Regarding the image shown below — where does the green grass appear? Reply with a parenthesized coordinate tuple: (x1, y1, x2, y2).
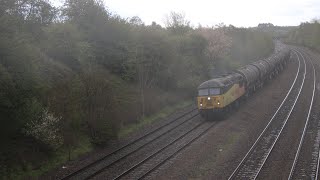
(7, 135, 93, 180)
(118, 100, 193, 138)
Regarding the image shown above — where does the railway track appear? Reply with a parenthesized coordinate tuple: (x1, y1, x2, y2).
(87, 116, 205, 179)
(58, 47, 318, 180)
(60, 107, 199, 180)
(110, 121, 218, 180)
(255, 48, 316, 179)
(228, 49, 306, 179)
(287, 49, 318, 180)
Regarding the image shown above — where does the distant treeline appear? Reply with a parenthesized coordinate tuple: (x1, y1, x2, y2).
(0, 0, 274, 178)
(286, 20, 320, 51)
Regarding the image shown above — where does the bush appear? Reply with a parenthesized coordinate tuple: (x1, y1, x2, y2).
(0, 1, 276, 177)
(286, 21, 320, 51)
(23, 108, 63, 150)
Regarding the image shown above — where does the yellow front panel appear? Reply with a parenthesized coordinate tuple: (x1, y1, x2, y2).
(197, 84, 245, 109)
(197, 96, 222, 109)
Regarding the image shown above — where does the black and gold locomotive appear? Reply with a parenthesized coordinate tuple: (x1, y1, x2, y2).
(197, 46, 291, 120)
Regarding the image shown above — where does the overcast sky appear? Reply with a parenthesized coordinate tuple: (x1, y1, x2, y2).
(53, 0, 320, 27)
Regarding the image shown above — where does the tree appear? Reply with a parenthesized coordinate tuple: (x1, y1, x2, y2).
(63, 0, 109, 26)
(42, 23, 90, 71)
(197, 27, 232, 66)
(128, 16, 144, 26)
(165, 12, 191, 34)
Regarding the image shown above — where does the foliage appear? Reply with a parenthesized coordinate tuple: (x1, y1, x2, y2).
(165, 12, 191, 34)
(0, 0, 275, 178)
(23, 108, 63, 150)
(228, 27, 274, 62)
(197, 27, 232, 66)
(286, 20, 320, 51)
(119, 100, 192, 138)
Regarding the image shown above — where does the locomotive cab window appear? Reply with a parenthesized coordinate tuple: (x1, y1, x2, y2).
(198, 89, 209, 96)
(209, 88, 220, 95)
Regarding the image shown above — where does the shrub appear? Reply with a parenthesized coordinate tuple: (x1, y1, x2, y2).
(23, 108, 63, 150)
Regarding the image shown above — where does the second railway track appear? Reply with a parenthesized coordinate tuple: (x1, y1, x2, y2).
(228, 48, 308, 179)
(256, 48, 316, 179)
(60, 107, 200, 180)
(287, 48, 318, 180)
(110, 121, 218, 180)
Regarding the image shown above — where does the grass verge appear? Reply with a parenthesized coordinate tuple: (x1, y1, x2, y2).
(118, 99, 193, 138)
(8, 135, 92, 180)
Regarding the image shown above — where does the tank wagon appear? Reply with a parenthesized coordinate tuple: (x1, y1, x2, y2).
(197, 48, 291, 120)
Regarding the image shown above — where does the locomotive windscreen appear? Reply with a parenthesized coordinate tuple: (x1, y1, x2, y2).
(198, 88, 220, 96)
(198, 89, 209, 96)
(209, 88, 220, 95)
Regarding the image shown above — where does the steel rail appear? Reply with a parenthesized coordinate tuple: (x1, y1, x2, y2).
(137, 121, 218, 179)
(306, 50, 320, 180)
(110, 120, 208, 180)
(87, 114, 200, 179)
(317, 138, 320, 180)
(60, 107, 198, 180)
(287, 49, 316, 179)
(228, 49, 302, 180)
(311, 49, 320, 180)
(253, 49, 306, 179)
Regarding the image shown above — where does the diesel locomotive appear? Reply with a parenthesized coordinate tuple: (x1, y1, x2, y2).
(197, 47, 291, 119)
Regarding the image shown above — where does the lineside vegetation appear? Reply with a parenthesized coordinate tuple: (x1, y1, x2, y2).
(0, 0, 274, 178)
(285, 20, 320, 51)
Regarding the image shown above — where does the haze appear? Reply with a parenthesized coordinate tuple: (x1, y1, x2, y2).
(84, 0, 320, 27)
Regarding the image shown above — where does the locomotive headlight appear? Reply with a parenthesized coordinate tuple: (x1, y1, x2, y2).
(200, 103, 203, 106)
(217, 101, 220, 105)
(207, 97, 211, 100)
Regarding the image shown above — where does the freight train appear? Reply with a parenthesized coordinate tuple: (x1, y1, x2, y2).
(197, 48, 291, 120)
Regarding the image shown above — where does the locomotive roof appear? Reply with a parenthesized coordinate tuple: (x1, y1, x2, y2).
(198, 73, 242, 89)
